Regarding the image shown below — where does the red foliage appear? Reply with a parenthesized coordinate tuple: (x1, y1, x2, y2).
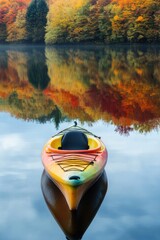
(0, 0, 31, 24)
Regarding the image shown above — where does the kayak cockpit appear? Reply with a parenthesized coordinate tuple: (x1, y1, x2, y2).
(46, 131, 101, 153)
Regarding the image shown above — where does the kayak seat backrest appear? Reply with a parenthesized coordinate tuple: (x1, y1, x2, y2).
(60, 131, 89, 150)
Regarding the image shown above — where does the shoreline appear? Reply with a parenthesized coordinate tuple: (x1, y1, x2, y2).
(0, 42, 160, 51)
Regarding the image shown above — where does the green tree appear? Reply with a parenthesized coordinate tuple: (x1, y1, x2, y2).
(98, 5, 112, 42)
(68, 3, 91, 42)
(0, 23, 7, 42)
(26, 0, 48, 42)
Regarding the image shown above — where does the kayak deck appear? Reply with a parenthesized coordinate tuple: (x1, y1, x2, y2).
(47, 152, 99, 172)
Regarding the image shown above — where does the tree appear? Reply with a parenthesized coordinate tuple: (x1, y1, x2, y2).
(7, 9, 28, 42)
(0, 0, 30, 42)
(45, 0, 86, 44)
(0, 23, 7, 42)
(26, 0, 48, 42)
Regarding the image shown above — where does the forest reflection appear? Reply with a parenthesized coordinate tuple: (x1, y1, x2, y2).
(0, 45, 160, 134)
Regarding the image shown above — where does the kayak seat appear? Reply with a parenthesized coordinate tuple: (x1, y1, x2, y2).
(59, 131, 89, 150)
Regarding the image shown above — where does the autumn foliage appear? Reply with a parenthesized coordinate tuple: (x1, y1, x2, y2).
(0, 0, 160, 43)
(0, 0, 48, 42)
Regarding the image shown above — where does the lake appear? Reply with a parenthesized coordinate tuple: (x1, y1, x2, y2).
(0, 44, 160, 240)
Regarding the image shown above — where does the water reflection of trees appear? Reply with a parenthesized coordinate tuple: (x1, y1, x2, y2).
(0, 47, 62, 126)
(27, 48, 50, 90)
(0, 49, 8, 69)
(45, 46, 160, 133)
(0, 46, 160, 134)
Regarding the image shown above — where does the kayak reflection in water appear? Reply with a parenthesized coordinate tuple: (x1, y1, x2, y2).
(41, 170, 108, 240)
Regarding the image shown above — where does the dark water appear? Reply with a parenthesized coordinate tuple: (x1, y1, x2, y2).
(0, 45, 160, 240)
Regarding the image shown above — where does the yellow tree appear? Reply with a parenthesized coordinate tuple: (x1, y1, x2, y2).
(45, 0, 87, 43)
(7, 9, 27, 42)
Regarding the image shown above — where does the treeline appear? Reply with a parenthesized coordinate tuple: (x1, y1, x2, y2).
(0, 0, 160, 43)
(45, 0, 160, 43)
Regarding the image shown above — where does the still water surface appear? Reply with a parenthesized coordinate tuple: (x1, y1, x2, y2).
(0, 45, 160, 240)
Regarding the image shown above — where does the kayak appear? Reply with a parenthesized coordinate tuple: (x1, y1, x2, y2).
(42, 123, 108, 210)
